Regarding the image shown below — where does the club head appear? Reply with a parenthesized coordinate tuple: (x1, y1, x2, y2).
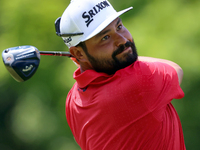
(2, 45, 40, 82)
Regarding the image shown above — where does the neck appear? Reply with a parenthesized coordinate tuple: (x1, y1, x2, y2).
(79, 63, 94, 73)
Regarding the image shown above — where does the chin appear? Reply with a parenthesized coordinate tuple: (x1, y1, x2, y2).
(116, 50, 138, 68)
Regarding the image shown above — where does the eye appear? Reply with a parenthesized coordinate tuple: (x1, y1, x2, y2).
(102, 35, 110, 41)
(117, 24, 123, 31)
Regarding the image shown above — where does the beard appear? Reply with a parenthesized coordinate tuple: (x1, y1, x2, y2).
(85, 41, 138, 75)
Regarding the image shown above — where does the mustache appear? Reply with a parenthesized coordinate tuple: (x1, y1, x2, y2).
(112, 41, 134, 57)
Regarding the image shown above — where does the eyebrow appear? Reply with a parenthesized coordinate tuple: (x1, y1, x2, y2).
(95, 18, 122, 39)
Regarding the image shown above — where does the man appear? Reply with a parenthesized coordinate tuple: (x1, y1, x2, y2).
(56, 0, 185, 149)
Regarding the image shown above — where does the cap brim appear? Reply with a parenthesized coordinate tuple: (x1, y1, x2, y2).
(82, 7, 133, 42)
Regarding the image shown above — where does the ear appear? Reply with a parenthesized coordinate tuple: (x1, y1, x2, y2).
(69, 46, 88, 62)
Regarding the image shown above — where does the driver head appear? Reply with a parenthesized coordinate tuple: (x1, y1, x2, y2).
(2, 45, 40, 82)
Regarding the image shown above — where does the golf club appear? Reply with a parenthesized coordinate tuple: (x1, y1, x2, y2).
(2, 45, 73, 82)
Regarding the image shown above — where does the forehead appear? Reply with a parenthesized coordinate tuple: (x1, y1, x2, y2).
(84, 17, 122, 45)
(95, 18, 121, 37)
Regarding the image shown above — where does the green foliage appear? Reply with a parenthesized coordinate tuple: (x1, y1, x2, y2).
(0, 0, 200, 149)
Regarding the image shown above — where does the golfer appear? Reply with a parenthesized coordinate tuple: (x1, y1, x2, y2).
(57, 0, 186, 149)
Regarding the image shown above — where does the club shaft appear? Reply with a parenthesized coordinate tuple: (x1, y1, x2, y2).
(40, 51, 73, 57)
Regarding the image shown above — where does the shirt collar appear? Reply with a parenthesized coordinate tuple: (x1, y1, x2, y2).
(73, 68, 111, 88)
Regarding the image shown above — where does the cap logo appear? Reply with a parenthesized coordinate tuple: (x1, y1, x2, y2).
(64, 37, 72, 43)
(82, 1, 110, 27)
(63, 37, 72, 47)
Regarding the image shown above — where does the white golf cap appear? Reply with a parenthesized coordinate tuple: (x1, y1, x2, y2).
(59, 0, 133, 48)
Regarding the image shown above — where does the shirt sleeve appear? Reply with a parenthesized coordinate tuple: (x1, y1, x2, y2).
(136, 61, 184, 111)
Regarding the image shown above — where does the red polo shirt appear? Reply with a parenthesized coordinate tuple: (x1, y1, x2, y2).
(66, 60, 185, 150)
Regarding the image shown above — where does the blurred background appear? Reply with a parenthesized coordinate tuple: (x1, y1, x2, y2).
(0, 0, 199, 149)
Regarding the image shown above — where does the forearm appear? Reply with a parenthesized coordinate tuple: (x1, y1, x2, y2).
(138, 56, 183, 85)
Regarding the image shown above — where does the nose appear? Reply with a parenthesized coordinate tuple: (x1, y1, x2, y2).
(114, 33, 127, 47)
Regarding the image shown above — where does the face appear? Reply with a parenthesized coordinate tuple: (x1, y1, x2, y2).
(82, 18, 138, 74)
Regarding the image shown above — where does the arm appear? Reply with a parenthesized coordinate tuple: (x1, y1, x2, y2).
(138, 56, 183, 85)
